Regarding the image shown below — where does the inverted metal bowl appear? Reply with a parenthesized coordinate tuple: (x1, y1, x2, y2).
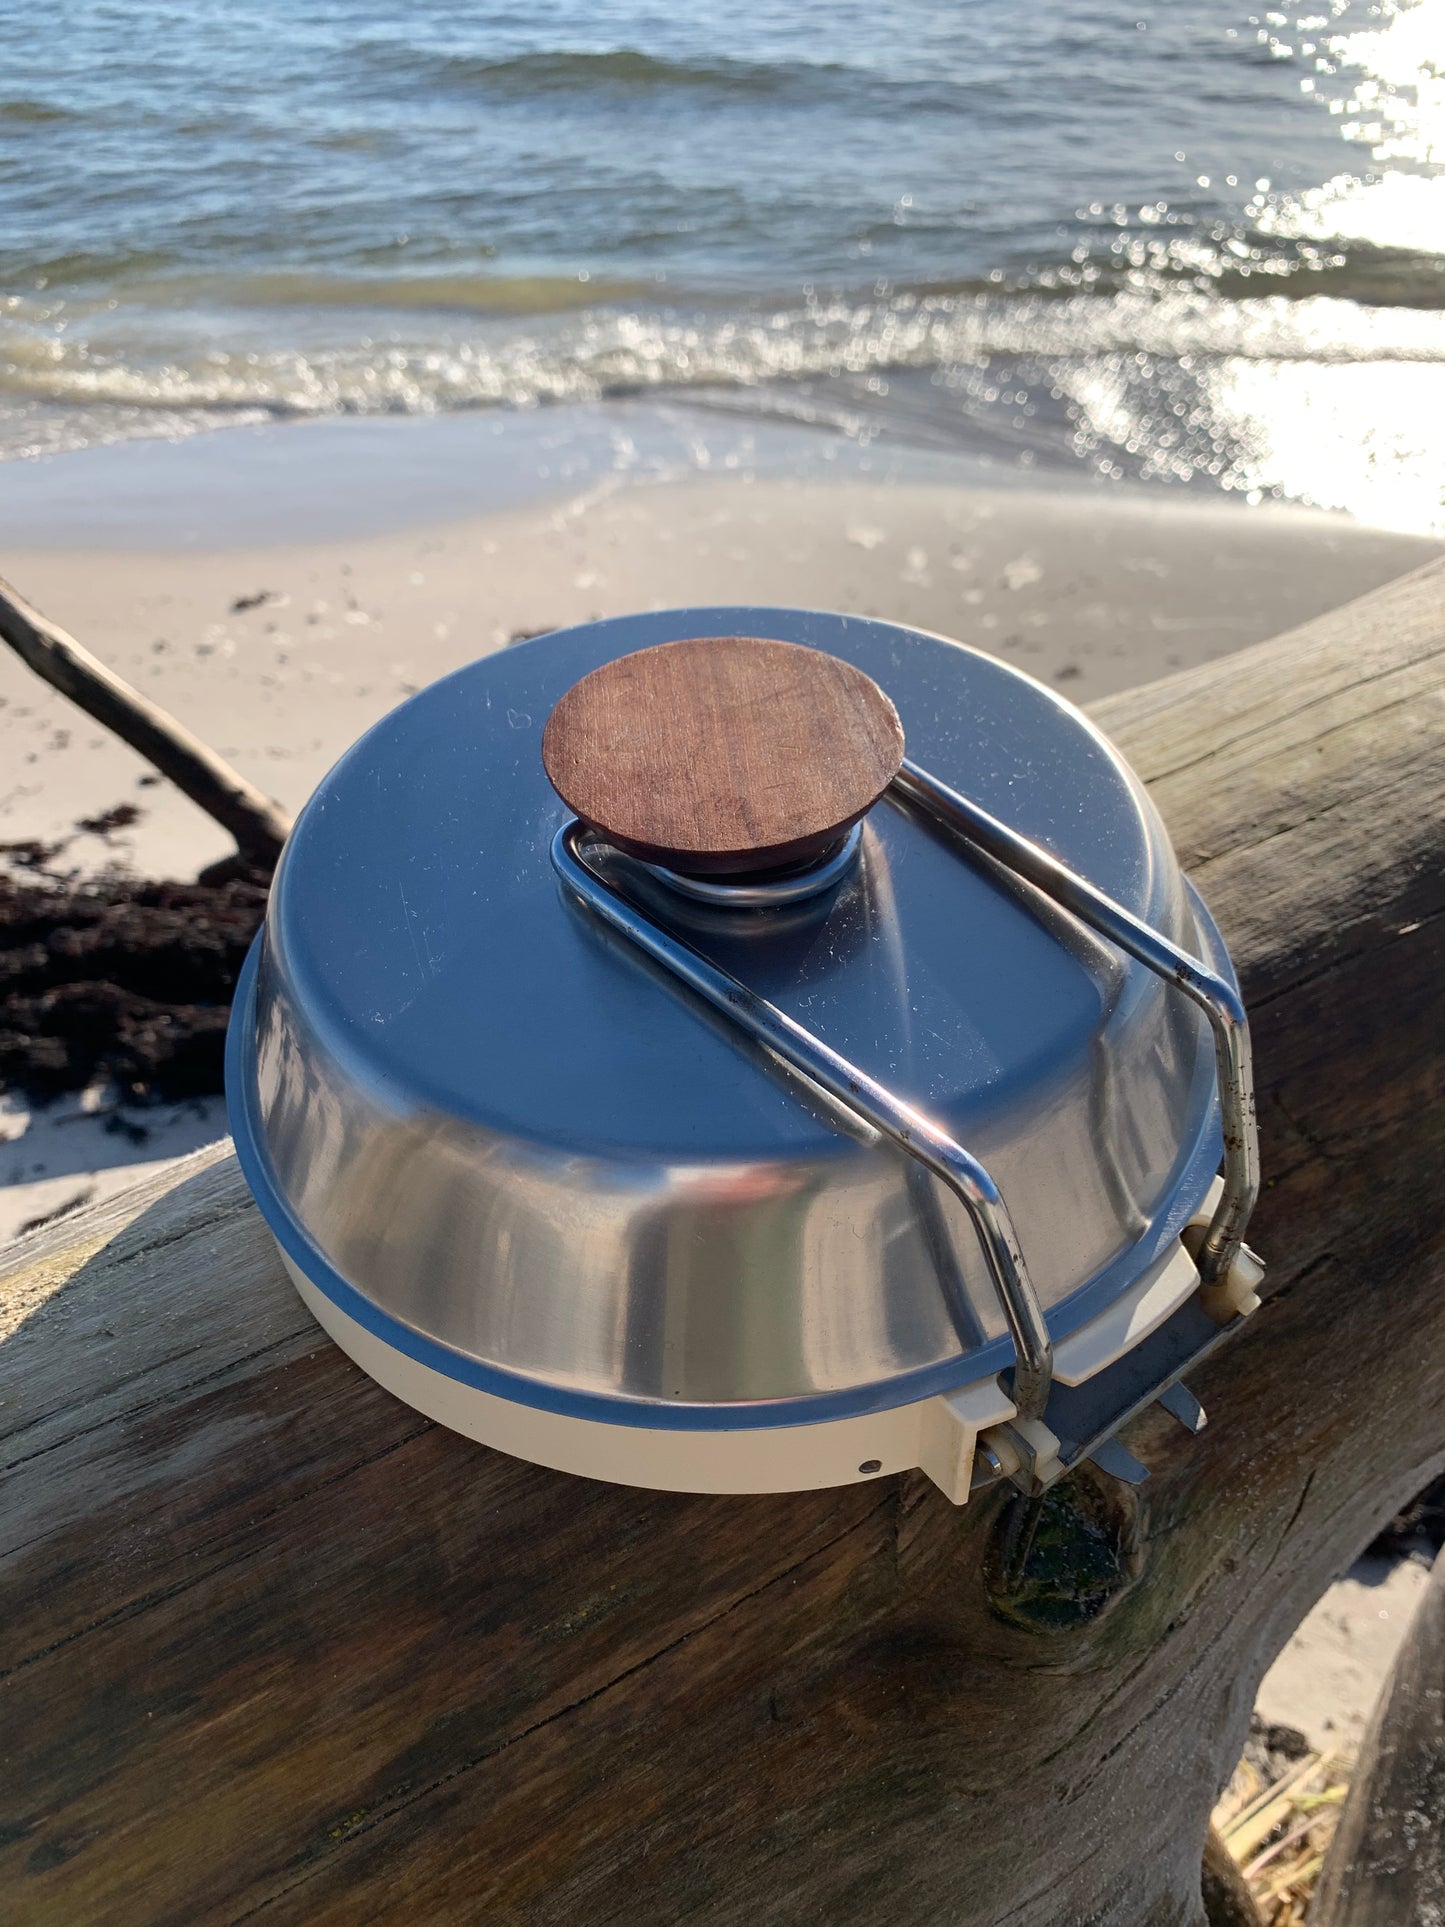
(227, 607, 1231, 1429)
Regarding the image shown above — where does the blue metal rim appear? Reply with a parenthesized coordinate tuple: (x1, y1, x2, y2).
(225, 888, 1230, 1434)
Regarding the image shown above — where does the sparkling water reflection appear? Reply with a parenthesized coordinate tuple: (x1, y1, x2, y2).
(1, 0, 1441, 530)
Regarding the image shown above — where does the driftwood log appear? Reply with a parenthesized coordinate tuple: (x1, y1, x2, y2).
(1313, 1549, 1445, 1924)
(0, 576, 292, 866)
(2, 559, 1443, 1926)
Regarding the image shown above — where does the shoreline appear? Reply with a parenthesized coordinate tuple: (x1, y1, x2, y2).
(7, 383, 1443, 555)
(0, 397, 1129, 553)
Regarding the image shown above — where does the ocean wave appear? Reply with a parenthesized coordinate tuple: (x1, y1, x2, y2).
(102, 270, 654, 316)
(4, 287, 1442, 429)
(5, 279, 1442, 532)
(340, 40, 1010, 119)
(11, 195, 1441, 320)
(355, 43, 853, 99)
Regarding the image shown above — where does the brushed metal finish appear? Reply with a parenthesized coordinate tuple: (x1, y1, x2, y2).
(228, 607, 1233, 1426)
(553, 818, 1055, 1423)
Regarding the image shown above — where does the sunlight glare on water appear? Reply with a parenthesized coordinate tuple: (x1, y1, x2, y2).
(0, 0, 1441, 531)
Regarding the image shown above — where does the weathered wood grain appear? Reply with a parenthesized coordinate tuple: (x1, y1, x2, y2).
(540, 633, 904, 871)
(2, 557, 1443, 1927)
(1311, 1550, 1445, 1925)
(1202, 1827, 1265, 1927)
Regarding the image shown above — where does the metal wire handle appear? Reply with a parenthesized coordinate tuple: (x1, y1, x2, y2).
(552, 757, 1261, 1419)
(551, 819, 1055, 1421)
(890, 760, 1258, 1285)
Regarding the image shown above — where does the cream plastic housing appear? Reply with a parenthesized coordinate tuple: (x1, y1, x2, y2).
(276, 1182, 1250, 1505)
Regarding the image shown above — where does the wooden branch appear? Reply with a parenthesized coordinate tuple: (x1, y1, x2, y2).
(1311, 1551, 1445, 1924)
(1202, 1827, 1266, 1927)
(1, 557, 1443, 1927)
(0, 575, 293, 864)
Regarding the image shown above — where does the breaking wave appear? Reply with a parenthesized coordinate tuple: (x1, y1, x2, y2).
(4, 283, 1442, 424)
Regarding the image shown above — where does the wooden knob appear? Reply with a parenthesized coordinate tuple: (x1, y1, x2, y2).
(541, 636, 905, 876)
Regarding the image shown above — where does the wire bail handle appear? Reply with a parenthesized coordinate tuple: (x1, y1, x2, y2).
(544, 635, 1261, 1427)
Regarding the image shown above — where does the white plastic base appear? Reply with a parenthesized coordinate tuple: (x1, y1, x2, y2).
(277, 1178, 1242, 1504)
(282, 1252, 1013, 1500)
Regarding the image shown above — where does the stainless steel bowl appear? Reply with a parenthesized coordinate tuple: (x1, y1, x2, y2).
(228, 606, 1233, 1432)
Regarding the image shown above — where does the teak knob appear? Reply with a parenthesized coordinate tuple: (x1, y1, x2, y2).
(541, 635, 905, 876)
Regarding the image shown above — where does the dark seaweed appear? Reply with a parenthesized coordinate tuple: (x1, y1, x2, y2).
(0, 865, 269, 1101)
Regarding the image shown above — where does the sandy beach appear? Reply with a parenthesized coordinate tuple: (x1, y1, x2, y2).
(4, 413, 1438, 884)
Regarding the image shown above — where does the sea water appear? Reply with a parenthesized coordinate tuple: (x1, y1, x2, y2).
(3, 0, 1442, 531)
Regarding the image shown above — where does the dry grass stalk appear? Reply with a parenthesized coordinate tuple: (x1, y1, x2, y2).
(1213, 1744, 1353, 1923)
